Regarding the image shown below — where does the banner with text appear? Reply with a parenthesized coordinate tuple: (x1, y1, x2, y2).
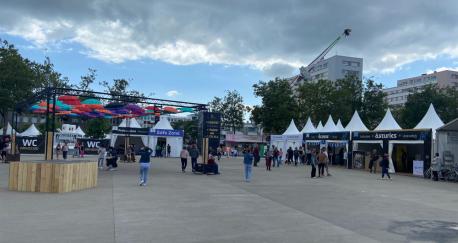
(77, 139, 110, 155)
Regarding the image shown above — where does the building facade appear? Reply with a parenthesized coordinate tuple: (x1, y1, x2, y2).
(290, 55, 363, 90)
(383, 70, 458, 106)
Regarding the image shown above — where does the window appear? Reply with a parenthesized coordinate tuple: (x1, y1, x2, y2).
(452, 74, 458, 79)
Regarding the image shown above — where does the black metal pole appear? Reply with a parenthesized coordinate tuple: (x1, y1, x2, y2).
(45, 88, 50, 160)
(51, 88, 57, 160)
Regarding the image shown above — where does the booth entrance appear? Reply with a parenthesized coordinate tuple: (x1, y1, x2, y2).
(113, 136, 146, 154)
(390, 141, 424, 174)
(352, 141, 383, 171)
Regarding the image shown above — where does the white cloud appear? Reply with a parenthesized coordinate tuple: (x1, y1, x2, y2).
(1, 1, 458, 78)
(426, 66, 458, 74)
(166, 90, 180, 97)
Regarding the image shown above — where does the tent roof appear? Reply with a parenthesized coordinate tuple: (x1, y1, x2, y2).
(375, 108, 402, 131)
(153, 117, 174, 130)
(345, 111, 369, 131)
(0, 123, 16, 135)
(316, 121, 324, 132)
(119, 118, 142, 128)
(75, 127, 86, 136)
(336, 119, 345, 131)
(282, 119, 300, 135)
(437, 118, 458, 132)
(415, 104, 444, 138)
(321, 115, 338, 132)
(300, 117, 316, 133)
(19, 124, 41, 136)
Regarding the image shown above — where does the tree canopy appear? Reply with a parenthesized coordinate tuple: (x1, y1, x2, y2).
(208, 90, 247, 133)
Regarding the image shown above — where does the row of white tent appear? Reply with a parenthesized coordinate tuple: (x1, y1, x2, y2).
(0, 123, 87, 137)
(282, 104, 444, 138)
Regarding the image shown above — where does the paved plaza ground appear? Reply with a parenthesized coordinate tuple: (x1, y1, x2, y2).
(1, 156, 458, 243)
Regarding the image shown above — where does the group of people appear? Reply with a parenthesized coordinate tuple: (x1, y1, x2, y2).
(55, 142, 69, 160)
(179, 144, 219, 174)
(155, 144, 171, 157)
(97, 145, 120, 171)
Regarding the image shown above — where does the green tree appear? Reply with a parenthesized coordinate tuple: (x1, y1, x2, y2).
(0, 39, 36, 134)
(100, 78, 144, 102)
(296, 79, 335, 125)
(397, 84, 458, 128)
(252, 78, 298, 134)
(84, 118, 112, 139)
(32, 56, 71, 90)
(208, 90, 246, 133)
(172, 120, 198, 143)
(360, 79, 387, 129)
(332, 76, 363, 124)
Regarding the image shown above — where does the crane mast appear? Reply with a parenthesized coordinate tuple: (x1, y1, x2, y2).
(290, 29, 351, 86)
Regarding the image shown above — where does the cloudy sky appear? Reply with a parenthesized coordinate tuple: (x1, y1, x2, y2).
(1, 0, 458, 105)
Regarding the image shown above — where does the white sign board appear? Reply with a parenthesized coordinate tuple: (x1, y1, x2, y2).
(413, 160, 424, 176)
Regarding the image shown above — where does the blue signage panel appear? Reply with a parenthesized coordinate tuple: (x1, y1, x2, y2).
(150, 129, 184, 137)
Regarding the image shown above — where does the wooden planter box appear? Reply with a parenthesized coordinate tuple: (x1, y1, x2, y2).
(8, 161, 97, 193)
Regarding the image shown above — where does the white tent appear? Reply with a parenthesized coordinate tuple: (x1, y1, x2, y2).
(282, 119, 300, 135)
(321, 115, 338, 132)
(316, 121, 324, 132)
(75, 127, 86, 137)
(336, 119, 345, 131)
(301, 117, 316, 133)
(119, 118, 141, 128)
(415, 104, 444, 139)
(375, 109, 402, 131)
(148, 117, 183, 157)
(19, 124, 41, 137)
(0, 123, 17, 135)
(111, 118, 149, 148)
(345, 111, 369, 131)
(271, 119, 302, 154)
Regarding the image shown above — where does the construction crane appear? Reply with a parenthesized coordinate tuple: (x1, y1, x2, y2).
(290, 29, 351, 86)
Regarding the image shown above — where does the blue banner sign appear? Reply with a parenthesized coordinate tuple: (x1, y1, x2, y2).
(150, 129, 183, 137)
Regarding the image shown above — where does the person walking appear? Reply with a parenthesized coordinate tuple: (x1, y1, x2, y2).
(73, 142, 80, 158)
(265, 148, 272, 171)
(272, 146, 278, 167)
(79, 143, 85, 157)
(287, 147, 293, 165)
(369, 149, 379, 174)
(129, 144, 136, 162)
(299, 147, 305, 165)
(167, 144, 171, 157)
(55, 143, 61, 159)
(310, 149, 317, 178)
(324, 148, 331, 176)
(62, 142, 69, 160)
(253, 145, 260, 167)
(293, 147, 299, 166)
(380, 153, 391, 180)
(431, 153, 441, 181)
(189, 144, 199, 172)
(243, 148, 254, 182)
(180, 146, 189, 173)
(97, 145, 107, 169)
(138, 146, 153, 186)
(317, 148, 327, 177)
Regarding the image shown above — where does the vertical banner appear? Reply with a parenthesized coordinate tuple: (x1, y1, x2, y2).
(198, 112, 221, 159)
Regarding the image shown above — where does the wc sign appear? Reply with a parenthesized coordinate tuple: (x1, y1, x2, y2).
(77, 139, 110, 155)
(17, 136, 45, 154)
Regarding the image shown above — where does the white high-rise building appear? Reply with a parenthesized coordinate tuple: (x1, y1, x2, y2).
(383, 70, 458, 106)
(290, 55, 363, 89)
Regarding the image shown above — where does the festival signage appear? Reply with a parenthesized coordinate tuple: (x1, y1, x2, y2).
(352, 130, 431, 141)
(150, 129, 184, 137)
(304, 131, 350, 141)
(112, 127, 150, 135)
(198, 112, 221, 154)
(413, 160, 424, 176)
(77, 139, 110, 155)
(16, 136, 45, 154)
